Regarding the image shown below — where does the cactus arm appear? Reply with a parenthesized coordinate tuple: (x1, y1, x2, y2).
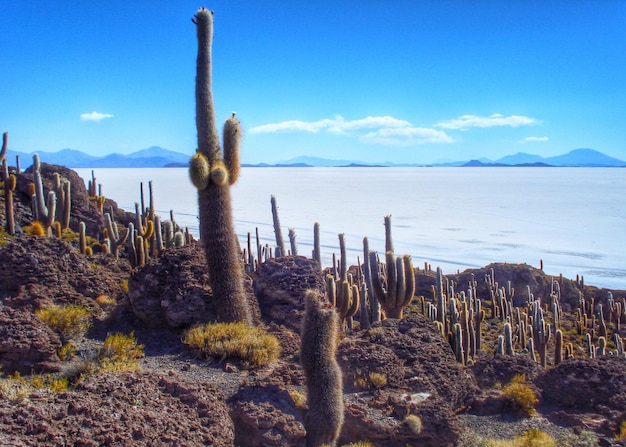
(223, 115, 241, 185)
(384, 251, 397, 307)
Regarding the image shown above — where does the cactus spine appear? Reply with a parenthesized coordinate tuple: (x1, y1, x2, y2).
(300, 290, 344, 447)
(189, 8, 251, 324)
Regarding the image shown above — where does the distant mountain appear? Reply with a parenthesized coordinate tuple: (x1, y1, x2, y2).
(493, 148, 626, 167)
(4, 146, 624, 169)
(495, 152, 544, 165)
(6, 146, 193, 169)
(544, 148, 626, 167)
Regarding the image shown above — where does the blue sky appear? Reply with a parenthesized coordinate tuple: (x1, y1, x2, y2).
(1, 1, 624, 164)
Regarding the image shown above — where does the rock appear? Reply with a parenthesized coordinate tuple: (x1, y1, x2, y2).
(537, 356, 626, 432)
(0, 306, 61, 374)
(471, 354, 543, 389)
(0, 372, 235, 446)
(253, 256, 325, 333)
(230, 362, 307, 446)
(336, 314, 478, 446)
(0, 235, 129, 315)
(128, 242, 260, 328)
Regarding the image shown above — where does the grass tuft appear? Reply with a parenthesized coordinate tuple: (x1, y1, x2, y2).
(183, 322, 281, 369)
(97, 332, 144, 373)
(35, 304, 92, 344)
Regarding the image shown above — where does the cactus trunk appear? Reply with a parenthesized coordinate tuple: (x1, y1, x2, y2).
(192, 8, 251, 324)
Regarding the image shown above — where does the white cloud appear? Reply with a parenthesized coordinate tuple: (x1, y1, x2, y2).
(248, 115, 411, 134)
(361, 127, 454, 146)
(435, 114, 537, 130)
(521, 136, 549, 142)
(80, 111, 114, 122)
(248, 114, 451, 147)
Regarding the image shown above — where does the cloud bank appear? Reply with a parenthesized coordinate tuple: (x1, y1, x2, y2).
(80, 111, 114, 122)
(249, 112, 538, 147)
(435, 113, 537, 130)
(249, 115, 452, 146)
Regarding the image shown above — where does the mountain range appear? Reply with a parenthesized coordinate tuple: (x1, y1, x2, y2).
(5, 146, 625, 169)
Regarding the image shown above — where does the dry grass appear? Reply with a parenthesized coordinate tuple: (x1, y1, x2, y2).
(460, 429, 557, 447)
(502, 374, 538, 417)
(35, 304, 92, 344)
(97, 332, 144, 373)
(183, 322, 281, 369)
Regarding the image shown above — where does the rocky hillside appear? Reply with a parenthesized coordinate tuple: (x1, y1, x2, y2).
(1, 162, 625, 446)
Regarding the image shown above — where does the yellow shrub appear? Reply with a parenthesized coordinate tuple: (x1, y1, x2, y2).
(183, 322, 281, 369)
(288, 389, 307, 409)
(502, 375, 538, 417)
(58, 342, 77, 361)
(618, 420, 626, 441)
(98, 332, 144, 373)
(404, 414, 422, 435)
(35, 304, 92, 343)
(23, 221, 46, 236)
(96, 294, 117, 306)
(368, 372, 387, 389)
(30, 374, 69, 392)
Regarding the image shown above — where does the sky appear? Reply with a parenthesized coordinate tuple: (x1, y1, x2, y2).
(1, 1, 625, 165)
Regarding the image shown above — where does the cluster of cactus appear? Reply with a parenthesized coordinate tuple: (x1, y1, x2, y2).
(188, 8, 251, 324)
(425, 269, 483, 365)
(366, 215, 415, 320)
(579, 291, 625, 358)
(325, 233, 361, 330)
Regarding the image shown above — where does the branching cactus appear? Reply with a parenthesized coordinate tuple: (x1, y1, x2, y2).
(300, 290, 344, 447)
(188, 8, 251, 324)
(32, 154, 57, 229)
(368, 251, 415, 319)
(104, 212, 130, 258)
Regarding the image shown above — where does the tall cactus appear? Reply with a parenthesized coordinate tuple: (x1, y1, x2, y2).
(189, 8, 251, 324)
(300, 290, 344, 447)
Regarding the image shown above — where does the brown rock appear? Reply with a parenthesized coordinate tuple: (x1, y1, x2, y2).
(253, 256, 325, 333)
(0, 306, 61, 375)
(0, 372, 234, 446)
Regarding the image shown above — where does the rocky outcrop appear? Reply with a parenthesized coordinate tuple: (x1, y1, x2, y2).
(127, 242, 260, 328)
(253, 256, 325, 333)
(0, 306, 61, 374)
(336, 315, 478, 447)
(0, 372, 235, 447)
(0, 235, 129, 315)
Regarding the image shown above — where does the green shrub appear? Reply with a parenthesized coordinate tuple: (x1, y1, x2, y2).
(183, 322, 280, 368)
